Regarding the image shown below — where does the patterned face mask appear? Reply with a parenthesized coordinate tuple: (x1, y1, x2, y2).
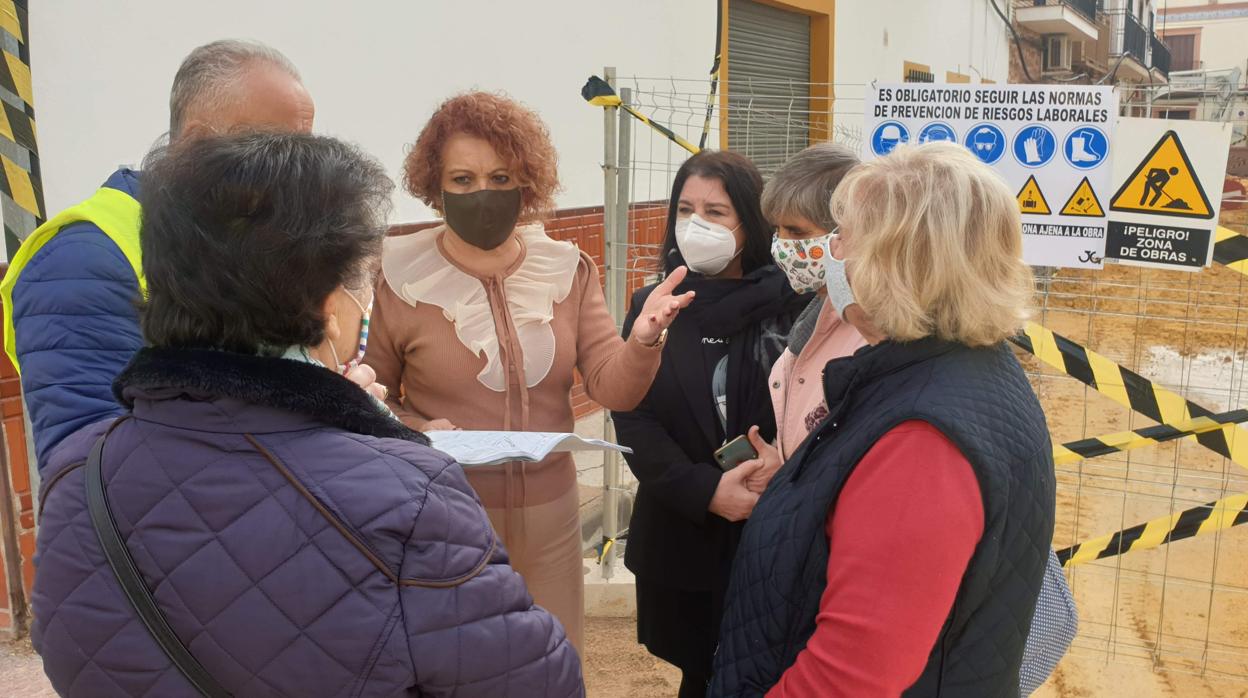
(332, 288, 373, 376)
(770, 229, 837, 294)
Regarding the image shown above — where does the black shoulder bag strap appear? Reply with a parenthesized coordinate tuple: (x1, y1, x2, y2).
(86, 426, 233, 698)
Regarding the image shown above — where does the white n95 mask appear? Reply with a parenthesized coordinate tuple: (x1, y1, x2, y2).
(675, 214, 740, 275)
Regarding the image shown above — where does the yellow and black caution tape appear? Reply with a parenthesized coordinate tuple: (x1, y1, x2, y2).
(698, 1, 722, 151)
(1054, 409, 1248, 465)
(698, 56, 720, 151)
(1012, 321, 1248, 468)
(582, 75, 701, 155)
(1213, 225, 1248, 277)
(595, 530, 628, 564)
(1056, 491, 1248, 567)
(0, 0, 43, 257)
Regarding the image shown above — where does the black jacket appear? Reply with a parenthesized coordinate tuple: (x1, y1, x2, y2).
(613, 266, 808, 592)
(710, 338, 1055, 697)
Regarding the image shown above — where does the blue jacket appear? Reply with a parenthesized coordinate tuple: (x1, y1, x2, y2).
(11, 168, 142, 468)
(33, 347, 583, 696)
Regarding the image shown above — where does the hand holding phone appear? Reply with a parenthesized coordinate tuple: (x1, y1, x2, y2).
(714, 434, 759, 471)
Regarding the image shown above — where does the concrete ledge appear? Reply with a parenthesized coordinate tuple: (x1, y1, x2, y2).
(584, 560, 636, 618)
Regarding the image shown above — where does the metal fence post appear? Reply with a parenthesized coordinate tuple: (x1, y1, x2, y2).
(612, 88, 633, 317)
(603, 67, 618, 274)
(599, 68, 622, 582)
(601, 86, 633, 581)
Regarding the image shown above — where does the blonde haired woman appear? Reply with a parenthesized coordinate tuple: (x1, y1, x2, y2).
(710, 142, 1055, 697)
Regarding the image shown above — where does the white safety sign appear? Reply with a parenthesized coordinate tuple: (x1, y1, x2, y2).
(1105, 117, 1232, 271)
(864, 83, 1118, 269)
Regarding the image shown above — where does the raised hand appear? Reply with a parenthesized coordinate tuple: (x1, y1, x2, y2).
(631, 266, 696, 346)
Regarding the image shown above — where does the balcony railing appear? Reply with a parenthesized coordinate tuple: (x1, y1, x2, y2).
(1031, 0, 1098, 23)
(1151, 34, 1171, 77)
(1108, 9, 1148, 64)
(1014, 0, 1101, 40)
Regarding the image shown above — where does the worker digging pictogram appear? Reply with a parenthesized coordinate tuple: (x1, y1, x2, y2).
(1109, 130, 1214, 219)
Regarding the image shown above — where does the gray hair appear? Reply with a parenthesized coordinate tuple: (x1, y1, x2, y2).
(168, 39, 302, 136)
(139, 132, 393, 353)
(761, 142, 860, 232)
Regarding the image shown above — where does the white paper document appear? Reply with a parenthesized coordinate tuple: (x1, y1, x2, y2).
(426, 430, 633, 467)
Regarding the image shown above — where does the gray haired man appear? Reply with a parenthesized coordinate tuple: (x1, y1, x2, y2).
(1, 40, 314, 469)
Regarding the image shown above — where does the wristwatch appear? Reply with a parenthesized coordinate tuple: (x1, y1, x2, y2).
(641, 328, 668, 349)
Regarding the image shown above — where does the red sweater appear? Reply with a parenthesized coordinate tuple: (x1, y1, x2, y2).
(768, 421, 984, 698)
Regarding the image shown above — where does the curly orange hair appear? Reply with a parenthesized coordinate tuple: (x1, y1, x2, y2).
(403, 91, 560, 221)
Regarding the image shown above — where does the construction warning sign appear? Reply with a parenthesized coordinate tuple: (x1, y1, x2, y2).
(1061, 177, 1104, 217)
(1017, 176, 1051, 215)
(1106, 118, 1232, 271)
(1109, 131, 1213, 219)
(864, 83, 1118, 269)
(1105, 221, 1211, 269)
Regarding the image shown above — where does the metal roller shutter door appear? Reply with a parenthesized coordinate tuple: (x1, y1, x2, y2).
(727, 0, 811, 176)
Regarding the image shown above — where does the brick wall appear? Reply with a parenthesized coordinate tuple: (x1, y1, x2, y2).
(0, 297, 35, 635)
(1008, 26, 1046, 84)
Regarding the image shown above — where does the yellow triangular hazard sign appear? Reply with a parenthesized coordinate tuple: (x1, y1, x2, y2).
(1017, 175, 1051, 215)
(1109, 130, 1213, 219)
(1061, 177, 1104, 217)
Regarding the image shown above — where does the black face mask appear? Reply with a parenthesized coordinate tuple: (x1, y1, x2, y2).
(442, 188, 523, 250)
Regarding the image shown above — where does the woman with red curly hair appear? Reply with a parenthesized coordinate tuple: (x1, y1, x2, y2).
(365, 92, 693, 654)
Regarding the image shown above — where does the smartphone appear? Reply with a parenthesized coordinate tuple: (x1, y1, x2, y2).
(714, 435, 758, 472)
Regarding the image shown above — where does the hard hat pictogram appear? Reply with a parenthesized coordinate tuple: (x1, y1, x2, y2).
(871, 121, 910, 157)
(1109, 130, 1213, 219)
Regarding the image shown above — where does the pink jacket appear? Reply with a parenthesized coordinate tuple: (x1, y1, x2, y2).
(769, 299, 868, 460)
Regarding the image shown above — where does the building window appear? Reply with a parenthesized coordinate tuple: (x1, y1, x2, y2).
(1157, 108, 1193, 120)
(904, 61, 934, 83)
(1164, 33, 1197, 72)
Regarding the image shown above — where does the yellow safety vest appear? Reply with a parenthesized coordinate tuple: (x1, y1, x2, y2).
(1, 185, 144, 373)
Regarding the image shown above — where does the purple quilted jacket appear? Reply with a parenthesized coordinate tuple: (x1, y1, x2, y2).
(31, 348, 584, 697)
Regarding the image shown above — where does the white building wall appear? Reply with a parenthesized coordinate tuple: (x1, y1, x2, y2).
(1163, 17, 1248, 73)
(834, 0, 1013, 88)
(30, 1, 717, 224)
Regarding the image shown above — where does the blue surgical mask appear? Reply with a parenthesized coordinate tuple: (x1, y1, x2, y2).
(824, 254, 858, 318)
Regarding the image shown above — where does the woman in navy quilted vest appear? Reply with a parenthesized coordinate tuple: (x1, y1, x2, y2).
(30, 132, 583, 697)
(709, 141, 1056, 698)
